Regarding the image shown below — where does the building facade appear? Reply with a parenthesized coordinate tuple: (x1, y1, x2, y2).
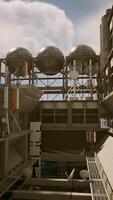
(100, 6, 113, 100)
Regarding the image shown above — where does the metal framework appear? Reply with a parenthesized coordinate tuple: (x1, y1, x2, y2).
(0, 57, 98, 101)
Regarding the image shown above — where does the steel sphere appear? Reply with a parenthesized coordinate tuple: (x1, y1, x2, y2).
(6, 47, 32, 76)
(35, 46, 65, 75)
(67, 44, 97, 75)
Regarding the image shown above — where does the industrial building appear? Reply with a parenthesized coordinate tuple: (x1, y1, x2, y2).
(0, 5, 113, 200)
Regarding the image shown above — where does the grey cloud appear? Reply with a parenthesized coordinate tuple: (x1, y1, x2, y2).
(0, 0, 75, 57)
(74, 1, 113, 54)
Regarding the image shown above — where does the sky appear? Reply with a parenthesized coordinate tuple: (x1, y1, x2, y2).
(0, 0, 113, 57)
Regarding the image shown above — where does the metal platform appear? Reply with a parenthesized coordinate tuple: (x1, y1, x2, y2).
(86, 155, 109, 200)
(0, 154, 106, 200)
(0, 176, 20, 198)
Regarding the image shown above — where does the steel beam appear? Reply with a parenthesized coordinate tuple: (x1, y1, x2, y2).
(12, 190, 92, 200)
(25, 178, 90, 189)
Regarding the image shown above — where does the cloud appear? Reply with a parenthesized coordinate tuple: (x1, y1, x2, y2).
(0, 0, 75, 57)
(74, 1, 113, 54)
(75, 14, 100, 53)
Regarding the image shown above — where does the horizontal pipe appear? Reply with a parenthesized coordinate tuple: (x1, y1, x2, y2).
(12, 190, 91, 200)
(25, 178, 89, 188)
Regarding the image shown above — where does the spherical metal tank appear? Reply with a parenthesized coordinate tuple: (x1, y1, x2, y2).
(6, 47, 32, 76)
(35, 46, 65, 75)
(67, 44, 97, 75)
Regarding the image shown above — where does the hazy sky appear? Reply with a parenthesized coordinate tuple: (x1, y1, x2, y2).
(0, 0, 113, 57)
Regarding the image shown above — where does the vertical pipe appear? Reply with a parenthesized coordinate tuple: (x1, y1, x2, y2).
(4, 66, 10, 135)
(0, 61, 1, 85)
(73, 60, 76, 100)
(89, 59, 93, 100)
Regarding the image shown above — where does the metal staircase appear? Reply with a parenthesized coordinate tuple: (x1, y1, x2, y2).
(86, 155, 109, 200)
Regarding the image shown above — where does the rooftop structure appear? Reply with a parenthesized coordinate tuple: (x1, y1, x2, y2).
(0, 4, 113, 200)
